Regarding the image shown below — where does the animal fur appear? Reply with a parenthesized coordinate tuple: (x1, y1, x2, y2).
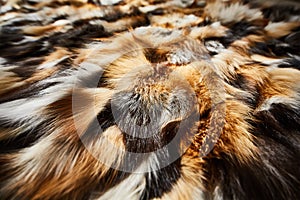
(0, 0, 300, 199)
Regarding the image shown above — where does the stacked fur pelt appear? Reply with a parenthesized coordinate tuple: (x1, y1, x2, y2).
(0, 0, 300, 199)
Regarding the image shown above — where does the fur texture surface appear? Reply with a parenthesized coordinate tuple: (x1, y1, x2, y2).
(0, 0, 300, 199)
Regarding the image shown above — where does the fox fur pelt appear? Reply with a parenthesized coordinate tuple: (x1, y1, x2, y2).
(0, 0, 300, 199)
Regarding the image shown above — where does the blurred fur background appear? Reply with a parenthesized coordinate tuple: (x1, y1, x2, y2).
(0, 0, 300, 199)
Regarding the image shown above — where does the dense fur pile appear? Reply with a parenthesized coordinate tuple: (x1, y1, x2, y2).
(1, 0, 300, 199)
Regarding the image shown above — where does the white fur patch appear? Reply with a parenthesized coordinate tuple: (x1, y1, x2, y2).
(257, 96, 299, 112)
(0, 93, 64, 122)
(96, 166, 146, 200)
(99, 0, 122, 6)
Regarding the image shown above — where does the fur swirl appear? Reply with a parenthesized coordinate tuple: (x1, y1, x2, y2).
(0, 0, 300, 199)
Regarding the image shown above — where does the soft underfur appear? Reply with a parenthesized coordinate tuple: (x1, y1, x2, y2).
(0, 0, 300, 199)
